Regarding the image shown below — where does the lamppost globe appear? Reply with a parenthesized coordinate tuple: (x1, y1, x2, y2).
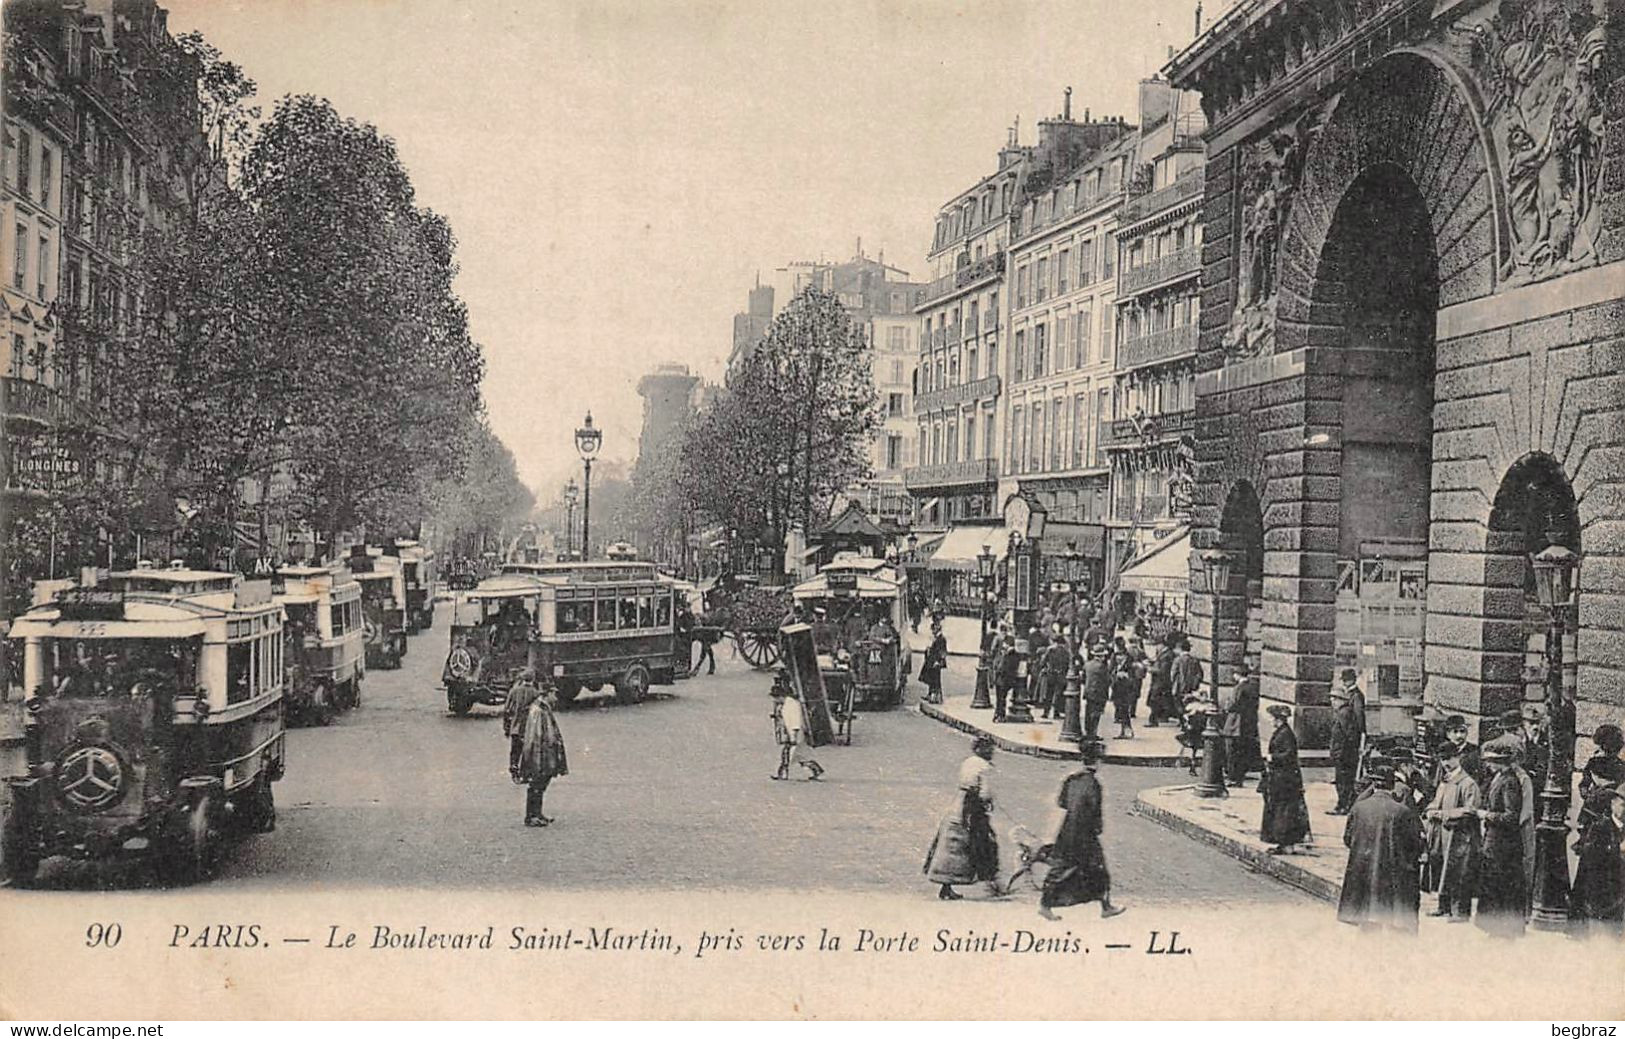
(574, 412, 603, 559)
(1531, 543, 1578, 608)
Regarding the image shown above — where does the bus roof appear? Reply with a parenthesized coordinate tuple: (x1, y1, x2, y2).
(499, 560, 658, 580)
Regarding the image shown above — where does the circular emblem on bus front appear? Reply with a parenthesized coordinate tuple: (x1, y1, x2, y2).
(56, 744, 127, 813)
(363, 617, 380, 642)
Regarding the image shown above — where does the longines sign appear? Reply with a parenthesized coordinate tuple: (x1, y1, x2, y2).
(10, 441, 82, 490)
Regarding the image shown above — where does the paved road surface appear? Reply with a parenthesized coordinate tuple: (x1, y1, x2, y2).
(31, 606, 1314, 906)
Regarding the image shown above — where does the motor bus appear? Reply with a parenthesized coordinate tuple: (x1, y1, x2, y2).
(442, 573, 545, 715)
(275, 564, 365, 725)
(529, 570, 682, 705)
(390, 540, 437, 634)
(351, 549, 408, 670)
(3, 564, 286, 885)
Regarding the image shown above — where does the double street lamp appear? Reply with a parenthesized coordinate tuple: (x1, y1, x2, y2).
(574, 412, 602, 560)
(1530, 540, 1580, 931)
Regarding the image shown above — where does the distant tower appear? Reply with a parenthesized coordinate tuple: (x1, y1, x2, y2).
(635, 363, 701, 462)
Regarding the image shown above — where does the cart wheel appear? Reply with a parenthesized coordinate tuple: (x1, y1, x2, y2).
(615, 663, 651, 705)
(554, 680, 582, 704)
(737, 631, 780, 670)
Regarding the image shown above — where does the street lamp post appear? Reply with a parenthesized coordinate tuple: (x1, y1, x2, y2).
(563, 479, 579, 559)
(972, 543, 995, 709)
(1196, 547, 1235, 799)
(1059, 645, 1084, 743)
(1530, 540, 1580, 931)
(574, 412, 602, 560)
(1005, 531, 1037, 725)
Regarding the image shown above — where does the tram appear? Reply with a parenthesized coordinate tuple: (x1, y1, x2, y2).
(3, 564, 286, 885)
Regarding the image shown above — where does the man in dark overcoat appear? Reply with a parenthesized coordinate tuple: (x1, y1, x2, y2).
(1423, 742, 1481, 920)
(1337, 758, 1426, 933)
(1328, 684, 1365, 815)
(1081, 644, 1111, 741)
(1222, 660, 1261, 788)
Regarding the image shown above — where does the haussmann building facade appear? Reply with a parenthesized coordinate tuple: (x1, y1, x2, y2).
(1168, 0, 1622, 750)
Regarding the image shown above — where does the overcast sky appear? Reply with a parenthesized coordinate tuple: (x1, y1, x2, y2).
(163, 0, 1226, 503)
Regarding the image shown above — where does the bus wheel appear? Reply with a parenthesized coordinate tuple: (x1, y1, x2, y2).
(554, 680, 582, 704)
(615, 663, 651, 705)
(163, 788, 218, 886)
(1, 807, 38, 887)
(235, 774, 276, 835)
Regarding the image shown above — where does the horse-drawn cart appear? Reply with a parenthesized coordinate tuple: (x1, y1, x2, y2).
(703, 579, 792, 671)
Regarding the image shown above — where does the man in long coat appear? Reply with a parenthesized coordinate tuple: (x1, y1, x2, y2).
(1337, 759, 1426, 933)
(1081, 644, 1111, 741)
(1170, 639, 1203, 703)
(505, 670, 569, 827)
(1039, 740, 1126, 919)
(1222, 661, 1261, 788)
(1424, 742, 1481, 920)
(1328, 685, 1365, 815)
(1474, 737, 1528, 937)
(1147, 635, 1177, 726)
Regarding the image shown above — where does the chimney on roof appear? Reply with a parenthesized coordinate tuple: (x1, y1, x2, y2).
(1064, 86, 1073, 121)
(1195, 1, 1203, 37)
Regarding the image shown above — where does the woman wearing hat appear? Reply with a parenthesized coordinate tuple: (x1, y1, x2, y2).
(1580, 724, 1625, 801)
(1260, 704, 1312, 854)
(1474, 736, 1528, 937)
(924, 735, 1000, 900)
(1571, 785, 1625, 939)
(1039, 739, 1126, 920)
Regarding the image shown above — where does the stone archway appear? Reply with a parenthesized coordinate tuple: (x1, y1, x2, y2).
(1210, 481, 1265, 695)
(1484, 454, 1582, 732)
(1230, 50, 1503, 744)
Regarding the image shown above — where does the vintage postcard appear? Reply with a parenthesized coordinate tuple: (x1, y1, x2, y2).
(1, 0, 1623, 1021)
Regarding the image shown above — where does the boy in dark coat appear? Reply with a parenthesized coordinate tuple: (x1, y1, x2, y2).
(1337, 758, 1425, 933)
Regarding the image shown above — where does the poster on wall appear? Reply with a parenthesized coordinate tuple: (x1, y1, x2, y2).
(1336, 543, 1428, 701)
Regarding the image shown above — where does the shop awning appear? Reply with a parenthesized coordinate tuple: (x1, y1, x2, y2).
(1038, 522, 1106, 560)
(926, 525, 1011, 572)
(1117, 527, 1191, 594)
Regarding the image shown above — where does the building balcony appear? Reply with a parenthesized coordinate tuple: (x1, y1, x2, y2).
(1118, 246, 1202, 296)
(913, 375, 1001, 415)
(1100, 408, 1195, 449)
(1, 376, 62, 427)
(1116, 324, 1199, 370)
(1120, 172, 1205, 227)
(917, 253, 1006, 308)
(904, 457, 999, 491)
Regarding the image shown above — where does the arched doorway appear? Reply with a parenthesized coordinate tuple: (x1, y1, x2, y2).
(1211, 481, 1264, 692)
(1311, 162, 1439, 723)
(1486, 454, 1582, 736)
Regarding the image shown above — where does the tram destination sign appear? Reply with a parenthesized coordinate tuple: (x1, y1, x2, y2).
(54, 589, 126, 621)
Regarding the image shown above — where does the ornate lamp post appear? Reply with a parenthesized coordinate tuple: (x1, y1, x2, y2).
(563, 479, 579, 559)
(574, 412, 602, 560)
(1195, 547, 1234, 798)
(972, 542, 996, 709)
(1529, 540, 1579, 931)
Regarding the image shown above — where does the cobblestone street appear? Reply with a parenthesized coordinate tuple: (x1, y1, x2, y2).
(158, 614, 1312, 905)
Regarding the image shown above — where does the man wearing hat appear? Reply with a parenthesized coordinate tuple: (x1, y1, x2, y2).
(1512, 703, 1549, 794)
(1222, 661, 1261, 788)
(1432, 715, 1483, 788)
(919, 618, 948, 706)
(1474, 736, 1528, 937)
(1423, 741, 1482, 921)
(810, 606, 837, 656)
(994, 632, 1020, 723)
(1337, 754, 1426, 933)
(1328, 677, 1366, 816)
(1081, 642, 1112, 742)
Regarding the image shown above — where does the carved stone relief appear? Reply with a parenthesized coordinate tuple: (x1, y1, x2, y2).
(1469, 0, 1609, 285)
(1222, 107, 1325, 361)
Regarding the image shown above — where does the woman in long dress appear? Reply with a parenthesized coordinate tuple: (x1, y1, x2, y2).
(924, 735, 999, 900)
(1571, 786, 1625, 939)
(1260, 704, 1311, 854)
(1039, 739, 1126, 919)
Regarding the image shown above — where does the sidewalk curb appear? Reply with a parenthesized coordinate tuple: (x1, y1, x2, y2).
(1130, 788, 1340, 904)
(916, 702, 1188, 766)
